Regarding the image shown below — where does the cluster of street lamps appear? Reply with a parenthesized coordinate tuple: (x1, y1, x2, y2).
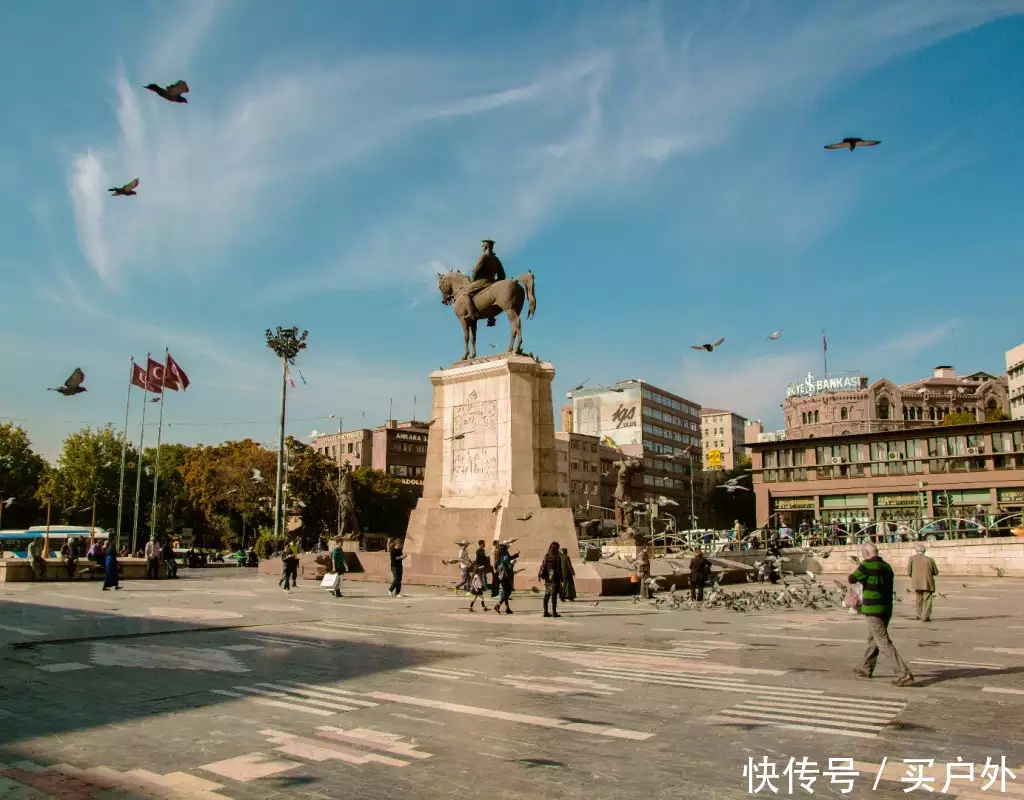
(265, 327, 309, 540)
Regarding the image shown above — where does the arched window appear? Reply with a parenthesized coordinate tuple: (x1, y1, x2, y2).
(814, 410, 820, 423)
(841, 407, 848, 421)
(801, 411, 807, 425)
(841, 430, 850, 435)
(877, 397, 890, 420)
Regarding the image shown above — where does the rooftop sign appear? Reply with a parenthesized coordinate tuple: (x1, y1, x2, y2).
(786, 372, 866, 399)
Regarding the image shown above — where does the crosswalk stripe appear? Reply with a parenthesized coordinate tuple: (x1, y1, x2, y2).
(573, 664, 820, 693)
(714, 713, 878, 740)
(504, 675, 624, 692)
(407, 666, 479, 678)
(486, 636, 711, 657)
(233, 685, 355, 711)
(322, 621, 467, 638)
(982, 687, 1024, 696)
(401, 669, 465, 681)
(745, 694, 905, 712)
(716, 707, 885, 733)
(913, 658, 1004, 669)
(210, 688, 334, 717)
(254, 683, 365, 710)
(283, 682, 378, 706)
(574, 669, 794, 695)
(737, 701, 899, 724)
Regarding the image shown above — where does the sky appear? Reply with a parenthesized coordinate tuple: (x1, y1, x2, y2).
(1, 0, 1023, 461)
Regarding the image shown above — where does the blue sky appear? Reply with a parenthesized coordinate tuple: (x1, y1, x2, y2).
(2, 0, 1023, 460)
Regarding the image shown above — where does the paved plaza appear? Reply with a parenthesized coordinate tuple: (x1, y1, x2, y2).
(2, 570, 1024, 799)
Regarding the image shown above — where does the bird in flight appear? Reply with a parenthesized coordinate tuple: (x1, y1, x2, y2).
(144, 80, 190, 103)
(717, 476, 750, 493)
(109, 178, 139, 197)
(252, 468, 264, 482)
(49, 368, 87, 396)
(572, 378, 589, 392)
(516, 513, 533, 522)
(824, 137, 880, 151)
(767, 330, 783, 340)
(692, 338, 726, 352)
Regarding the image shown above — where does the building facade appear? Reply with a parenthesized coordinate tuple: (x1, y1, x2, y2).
(700, 408, 749, 471)
(748, 419, 1024, 528)
(1007, 344, 1024, 420)
(554, 431, 637, 535)
(309, 419, 429, 487)
(566, 379, 704, 528)
(782, 367, 1009, 440)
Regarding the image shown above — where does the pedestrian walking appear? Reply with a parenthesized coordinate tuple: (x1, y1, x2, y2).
(144, 538, 161, 579)
(444, 541, 472, 595)
(494, 543, 519, 614)
(280, 548, 299, 591)
(689, 548, 710, 601)
(474, 539, 491, 595)
(538, 541, 563, 618)
(558, 547, 576, 601)
(327, 539, 347, 598)
(103, 539, 121, 590)
(849, 543, 914, 686)
(468, 563, 489, 612)
(638, 547, 652, 599)
(388, 538, 408, 597)
(907, 545, 939, 622)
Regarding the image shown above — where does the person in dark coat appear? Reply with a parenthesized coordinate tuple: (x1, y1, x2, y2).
(538, 541, 563, 618)
(103, 540, 121, 590)
(689, 548, 710, 601)
(494, 543, 519, 614)
(558, 547, 576, 601)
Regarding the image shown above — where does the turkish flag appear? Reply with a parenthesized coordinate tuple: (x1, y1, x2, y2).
(131, 361, 162, 393)
(165, 352, 190, 391)
(147, 357, 167, 389)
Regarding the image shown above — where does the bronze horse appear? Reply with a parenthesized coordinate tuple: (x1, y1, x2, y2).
(437, 270, 536, 361)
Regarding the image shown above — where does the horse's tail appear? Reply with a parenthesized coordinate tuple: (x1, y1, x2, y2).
(516, 271, 536, 320)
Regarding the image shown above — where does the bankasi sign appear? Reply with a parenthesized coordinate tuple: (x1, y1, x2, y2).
(786, 372, 865, 399)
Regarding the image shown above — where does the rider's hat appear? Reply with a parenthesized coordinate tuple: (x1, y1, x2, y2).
(481, 239, 495, 246)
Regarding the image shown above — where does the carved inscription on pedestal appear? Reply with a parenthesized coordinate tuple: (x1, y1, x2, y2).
(452, 448, 498, 482)
(451, 394, 499, 484)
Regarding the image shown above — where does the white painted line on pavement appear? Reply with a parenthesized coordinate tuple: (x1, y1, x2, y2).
(982, 687, 1024, 696)
(37, 663, 91, 673)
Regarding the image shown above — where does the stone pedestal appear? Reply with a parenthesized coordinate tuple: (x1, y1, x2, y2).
(396, 354, 601, 593)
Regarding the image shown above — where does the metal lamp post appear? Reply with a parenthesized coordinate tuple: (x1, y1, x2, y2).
(265, 327, 309, 541)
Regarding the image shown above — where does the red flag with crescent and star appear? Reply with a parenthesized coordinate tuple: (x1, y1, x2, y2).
(146, 357, 167, 389)
(165, 353, 190, 391)
(131, 360, 162, 393)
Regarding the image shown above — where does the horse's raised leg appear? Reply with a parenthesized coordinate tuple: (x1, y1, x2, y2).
(461, 317, 471, 361)
(469, 319, 479, 360)
(505, 309, 521, 354)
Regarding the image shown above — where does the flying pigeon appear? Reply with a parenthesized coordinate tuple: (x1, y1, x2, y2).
(491, 498, 503, 514)
(447, 432, 467, 441)
(252, 468, 264, 482)
(517, 514, 533, 522)
(108, 178, 139, 197)
(991, 567, 1006, 578)
(144, 80, 189, 103)
(824, 137, 880, 151)
(49, 368, 87, 396)
(656, 495, 679, 506)
(572, 378, 589, 392)
(717, 477, 750, 493)
(691, 338, 726, 352)
(454, 539, 471, 546)
(767, 330, 783, 340)
(3, 497, 14, 508)
(149, 396, 161, 403)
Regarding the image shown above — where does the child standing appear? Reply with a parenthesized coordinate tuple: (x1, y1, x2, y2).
(468, 564, 489, 612)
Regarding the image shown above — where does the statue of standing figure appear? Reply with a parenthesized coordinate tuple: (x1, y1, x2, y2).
(613, 457, 641, 531)
(338, 461, 360, 536)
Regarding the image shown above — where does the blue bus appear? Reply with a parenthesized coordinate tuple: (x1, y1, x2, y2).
(0, 526, 109, 558)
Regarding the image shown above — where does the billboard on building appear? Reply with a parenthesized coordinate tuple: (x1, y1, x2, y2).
(706, 449, 723, 470)
(573, 385, 642, 447)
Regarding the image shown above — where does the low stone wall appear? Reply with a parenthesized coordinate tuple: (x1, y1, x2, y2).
(806, 536, 1024, 578)
(0, 558, 241, 583)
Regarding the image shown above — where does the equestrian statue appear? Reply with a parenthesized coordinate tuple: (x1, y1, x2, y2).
(437, 239, 536, 361)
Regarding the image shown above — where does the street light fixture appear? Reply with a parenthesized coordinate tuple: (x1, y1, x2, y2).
(265, 327, 309, 541)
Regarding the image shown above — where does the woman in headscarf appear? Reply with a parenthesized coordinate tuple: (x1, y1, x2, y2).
(538, 541, 563, 618)
(103, 539, 121, 591)
(494, 542, 519, 614)
(558, 546, 576, 602)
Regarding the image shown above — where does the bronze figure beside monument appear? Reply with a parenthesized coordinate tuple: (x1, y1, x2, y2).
(613, 457, 641, 531)
(437, 239, 536, 361)
(337, 461, 360, 536)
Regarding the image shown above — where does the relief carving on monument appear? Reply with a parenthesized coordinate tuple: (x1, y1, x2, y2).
(452, 448, 498, 482)
(452, 392, 498, 440)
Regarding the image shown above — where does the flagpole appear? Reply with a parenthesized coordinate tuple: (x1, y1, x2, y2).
(822, 330, 828, 376)
(149, 348, 170, 544)
(114, 358, 135, 548)
(131, 352, 151, 555)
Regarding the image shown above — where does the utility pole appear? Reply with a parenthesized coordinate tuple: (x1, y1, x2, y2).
(329, 414, 343, 538)
(265, 327, 309, 541)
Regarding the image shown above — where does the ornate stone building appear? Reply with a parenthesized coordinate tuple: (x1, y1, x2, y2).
(784, 367, 1009, 440)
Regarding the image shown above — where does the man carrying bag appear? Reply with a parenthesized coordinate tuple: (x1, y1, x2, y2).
(322, 540, 347, 598)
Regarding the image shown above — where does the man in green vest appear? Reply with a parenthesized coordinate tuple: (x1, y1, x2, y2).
(849, 542, 914, 687)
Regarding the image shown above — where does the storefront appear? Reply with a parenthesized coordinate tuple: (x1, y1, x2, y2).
(996, 487, 1024, 517)
(820, 494, 869, 526)
(772, 496, 815, 526)
(874, 492, 925, 524)
(932, 489, 991, 520)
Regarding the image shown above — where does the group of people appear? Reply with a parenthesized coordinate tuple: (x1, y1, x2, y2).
(142, 538, 179, 579)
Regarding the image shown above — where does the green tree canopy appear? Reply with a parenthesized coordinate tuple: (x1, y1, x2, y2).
(0, 423, 48, 528)
(940, 411, 977, 426)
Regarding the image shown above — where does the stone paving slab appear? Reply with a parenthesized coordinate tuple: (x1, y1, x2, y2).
(2, 570, 1024, 798)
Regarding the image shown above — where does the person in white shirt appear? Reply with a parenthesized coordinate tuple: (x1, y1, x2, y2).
(144, 538, 161, 580)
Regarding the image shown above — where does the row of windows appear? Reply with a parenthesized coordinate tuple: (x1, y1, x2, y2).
(643, 405, 699, 431)
(643, 457, 694, 475)
(643, 422, 699, 445)
(388, 464, 424, 479)
(570, 481, 599, 495)
(316, 442, 362, 458)
(643, 473, 691, 490)
(764, 431, 1024, 469)
(763, 454, 1023, 483)
(389, 441, 427, 454)
(570, 460, 601, 473)
(569, 439, 600, 452)
(641, 388, 699, 417)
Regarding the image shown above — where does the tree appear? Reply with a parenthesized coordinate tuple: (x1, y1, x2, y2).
(941, 411, 976, 427)
(285, 437, 340, 542)
(985, 407, 1009, 422)
(143, 443, 203, 541)
(0, 423, 48, 528)
(351, 467, 418, 535)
